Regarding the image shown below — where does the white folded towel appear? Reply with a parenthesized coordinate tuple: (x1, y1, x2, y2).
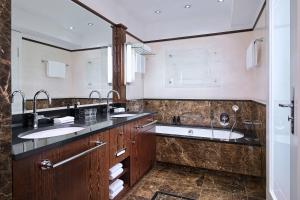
(109, 185, 124, 200)
(109, 179, 124, 194)
(46, 61, 66, 78)
(53, 116, 74, 124)
(109, 163, 123, 175)
(109, 168, 123, 180)
(246, 40, 258, 70)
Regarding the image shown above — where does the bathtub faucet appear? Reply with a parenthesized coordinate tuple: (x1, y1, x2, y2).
(230, 105, 239, 133)
(210, 110, 215, 135)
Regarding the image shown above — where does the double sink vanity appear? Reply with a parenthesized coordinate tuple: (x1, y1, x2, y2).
(12, 111, 156, 200)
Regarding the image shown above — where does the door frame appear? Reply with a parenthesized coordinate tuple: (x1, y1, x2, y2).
(290, 0, 300, 199)
(268, 0, 300, 199)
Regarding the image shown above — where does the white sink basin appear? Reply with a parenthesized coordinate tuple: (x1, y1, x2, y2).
(110, 114, 137, 118)
(19, 127, 85, 139)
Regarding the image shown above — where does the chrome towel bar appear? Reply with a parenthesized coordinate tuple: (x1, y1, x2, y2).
(135, 120, 158, 129)
(40, 141, 106, 170)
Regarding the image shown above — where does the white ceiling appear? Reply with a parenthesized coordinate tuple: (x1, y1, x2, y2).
(81, 0, 265, 41)
(12, 0, 265, 45)
(12, 0, 112, 49)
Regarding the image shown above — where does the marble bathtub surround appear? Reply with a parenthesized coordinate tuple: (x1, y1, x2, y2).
(127, 99, 266, 177)
(142, 99, 265, 132)
(123, 162, 266, 200)
(156, 136, 262, 177)
(0, 0, 12, 199)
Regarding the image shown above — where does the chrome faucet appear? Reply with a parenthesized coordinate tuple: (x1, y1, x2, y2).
(32, 90, 52, 129)
(210, 110, 215, 134)
(231, 105, 239, 133)
(11, 90, 26, 113)
(89, 90, 102, 103)
(106, 90, 120, 113)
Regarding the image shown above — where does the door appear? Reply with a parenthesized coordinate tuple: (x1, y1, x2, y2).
(269, 0, 292, 199)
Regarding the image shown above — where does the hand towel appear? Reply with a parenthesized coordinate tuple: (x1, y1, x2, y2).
(46, 61, 66, 78)
(246, 40, 258, 70)
(109, 168, 124, 180)
(53, 116, 74, 124)
(109, 185, 124, 200)
(109, 179, 124, 194)
(109, 163, 123, 175)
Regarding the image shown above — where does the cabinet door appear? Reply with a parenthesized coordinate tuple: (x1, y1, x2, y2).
(13, 136, 107, 200)
(127, 120, 140, 186)
(54, 137, 91, 200)
(138, 117, 156, 177)
(109, 126, 130, 167)
(89, 131, 110, 200)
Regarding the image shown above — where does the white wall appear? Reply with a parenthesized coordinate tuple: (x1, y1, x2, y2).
(143, 33, 266, 100)
(142, 10, 267, 101)
(71, 49, 111, 98)
(19, 40, 110, 99)
(251, 9, 267, 103)
(126, 34, 144, 100)
(21, 40, 73, 98)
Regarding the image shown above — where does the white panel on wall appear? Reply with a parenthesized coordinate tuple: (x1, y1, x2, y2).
(165, 48, 220, 88)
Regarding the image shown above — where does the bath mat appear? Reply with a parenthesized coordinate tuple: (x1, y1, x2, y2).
(151, 191, 195, 200)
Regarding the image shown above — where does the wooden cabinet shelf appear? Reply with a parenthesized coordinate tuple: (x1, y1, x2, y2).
(109, 168, 129, 183)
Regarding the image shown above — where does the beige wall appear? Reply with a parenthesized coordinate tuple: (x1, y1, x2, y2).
(20, 40, 110, 99)
(143, 10, 267, 102)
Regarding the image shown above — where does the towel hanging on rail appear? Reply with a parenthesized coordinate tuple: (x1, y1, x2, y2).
(246, 40, 258, 70)
(45, 60, 66, 78)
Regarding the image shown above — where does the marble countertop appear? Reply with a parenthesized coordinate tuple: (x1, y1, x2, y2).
(12, 112, 153, 160)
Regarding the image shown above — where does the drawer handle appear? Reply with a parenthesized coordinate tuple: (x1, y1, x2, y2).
(40, 141, 106, 170)
(135, 120, 158, 129)
(115, 148, 126, 157)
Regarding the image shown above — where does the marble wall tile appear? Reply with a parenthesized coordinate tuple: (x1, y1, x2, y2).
(128, 99, 266, 177)
(156, 136, 262, 177)
(24, 98, 102, 110)
(143, 99, 263, 130)
(126, 99, 144, 112)
(0, 0, 12, 199)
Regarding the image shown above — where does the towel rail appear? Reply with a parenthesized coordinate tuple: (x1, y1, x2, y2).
(254, 38, 264, 44)
(41, 60, 70, 67)
(40, 141, 106, 170)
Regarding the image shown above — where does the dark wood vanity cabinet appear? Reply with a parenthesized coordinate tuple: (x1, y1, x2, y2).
(129, 116, 156, 186)
(109, 126, 131, 167)
(13, 115, 156, 200)
(13, 131, 110, 200)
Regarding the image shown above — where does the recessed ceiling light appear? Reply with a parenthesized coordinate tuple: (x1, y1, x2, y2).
(69, 26, 74, 30)
(184, 5, 192, 8)
(88, 23, 94, 26)
(217, 0, 224, 2)
(154, 10, 162, 14)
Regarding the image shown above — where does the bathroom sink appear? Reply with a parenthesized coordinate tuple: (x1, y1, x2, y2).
(110, 113, 138, 118)
(18, 126, 85, 139)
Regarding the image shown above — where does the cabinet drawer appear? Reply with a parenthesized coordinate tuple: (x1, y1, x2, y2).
(109, 126, 130, 167)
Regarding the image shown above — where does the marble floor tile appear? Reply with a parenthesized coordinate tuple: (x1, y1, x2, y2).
(122, 163, 265, 200)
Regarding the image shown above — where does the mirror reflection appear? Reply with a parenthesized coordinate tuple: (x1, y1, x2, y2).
(11, 0, 113, 114)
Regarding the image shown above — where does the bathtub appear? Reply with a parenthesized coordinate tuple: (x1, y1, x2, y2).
(153, 125, 244, 140)
(153, 125, 263, 176)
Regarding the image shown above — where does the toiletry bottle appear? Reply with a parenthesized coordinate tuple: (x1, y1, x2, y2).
(177, 116, 181, 125)
(74, 103, 79, 120)
(172, 116, 177, 125)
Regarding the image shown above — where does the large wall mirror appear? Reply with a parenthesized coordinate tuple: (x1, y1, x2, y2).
(11, 0, 113, 114)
